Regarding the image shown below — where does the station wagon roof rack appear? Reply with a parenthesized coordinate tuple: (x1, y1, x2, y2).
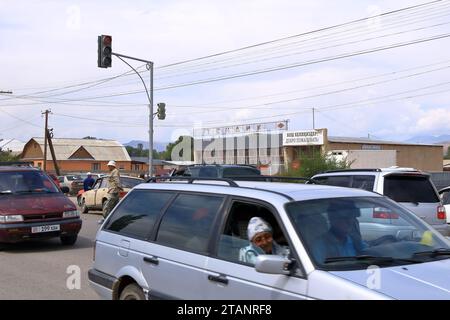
(323, 168, 382, 173)
(148, 176, 239, 187)
(227, 175, 317, 184)
(0, 161, 34, 167)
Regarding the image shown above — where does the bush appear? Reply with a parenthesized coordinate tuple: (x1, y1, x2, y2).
(282, 152, 352, 179)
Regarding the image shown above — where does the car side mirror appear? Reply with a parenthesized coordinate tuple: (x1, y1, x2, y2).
(254, 255, 292, 275)
(60, 186, 70, 194)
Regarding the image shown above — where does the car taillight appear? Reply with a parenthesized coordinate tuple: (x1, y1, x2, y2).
(119, 191, 127, 198)
(437, 205, 446, 220)
(373, 207, 399, 219)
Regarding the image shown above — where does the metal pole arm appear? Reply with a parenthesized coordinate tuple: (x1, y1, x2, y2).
(112, 52, 152, 64)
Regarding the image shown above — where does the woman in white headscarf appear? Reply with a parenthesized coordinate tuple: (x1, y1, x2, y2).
(238, 216, 289, 265)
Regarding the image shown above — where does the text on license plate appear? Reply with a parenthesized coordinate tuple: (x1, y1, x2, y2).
(31, 225, 60, 233)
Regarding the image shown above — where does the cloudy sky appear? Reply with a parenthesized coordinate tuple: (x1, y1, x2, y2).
(1, 0, 450, 146)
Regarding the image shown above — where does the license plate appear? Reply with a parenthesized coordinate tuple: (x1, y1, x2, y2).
(31, 224, 60, 233)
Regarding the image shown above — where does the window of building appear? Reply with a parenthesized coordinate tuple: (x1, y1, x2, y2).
(92, 163, 100, 171)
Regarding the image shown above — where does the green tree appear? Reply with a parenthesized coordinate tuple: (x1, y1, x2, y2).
(160, 136, 193, 161)
(283, 150, 352, 179)
(445, 146, 450, 160)
(0, 151, 20, 162)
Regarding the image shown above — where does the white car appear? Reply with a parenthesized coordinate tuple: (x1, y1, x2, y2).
(439, 186, 450, 224)
(79, 175, 143, 213)
(89, 177, 450, 300)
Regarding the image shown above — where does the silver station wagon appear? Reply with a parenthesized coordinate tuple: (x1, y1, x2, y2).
(89, 178, 450, 300)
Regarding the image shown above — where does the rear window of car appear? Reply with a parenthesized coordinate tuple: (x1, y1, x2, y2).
(121, 177, 143, 188)
(314, 175, 351, 187)
(222, 167, 260, 177)
(384, 175, 439, 203)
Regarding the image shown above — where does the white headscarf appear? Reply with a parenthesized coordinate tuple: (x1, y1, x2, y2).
(247, 217, 272, 241)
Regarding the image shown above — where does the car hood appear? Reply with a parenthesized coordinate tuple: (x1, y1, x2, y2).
(0, 193, 76, 215)
(331, 258, 450, 299)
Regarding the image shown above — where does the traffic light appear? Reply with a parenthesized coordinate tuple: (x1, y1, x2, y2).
(157, 103, 166, 120)
(97, 35, 112, 68)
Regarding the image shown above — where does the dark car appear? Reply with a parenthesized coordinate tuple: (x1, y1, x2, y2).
(174, 164, 261, 178)
(0, 166, 82, 248)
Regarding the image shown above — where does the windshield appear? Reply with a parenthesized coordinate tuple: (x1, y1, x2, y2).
(66, 175, 82, 181)
(285, 196, 450, 271)
(0, 171, 60, 194)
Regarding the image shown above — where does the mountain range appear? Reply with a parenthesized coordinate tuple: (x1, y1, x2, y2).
(123, 140, 167, 152)
(404, 134, 450, 144)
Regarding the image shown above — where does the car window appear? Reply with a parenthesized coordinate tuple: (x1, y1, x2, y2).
(442, 190, 450, 205)
(92, 179, 101, 190)
(314, 175, 351, 187)
(384, 175, 439, 203)
(156, 193, 224, 253)
(100, 179, 108, 188)
(285, 196, 450, 271)
(216, 201, 290, 267)
(67, 175, 82, 181)
(121, 177, 142, 188)
(104, 190, 173, 239)
(198, 167, 218, 177)
(222, 167, 260, 177)
(351, 175, 375, 191)
(0, 171, 60, 193)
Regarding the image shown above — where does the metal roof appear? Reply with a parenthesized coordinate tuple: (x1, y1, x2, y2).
(30, 138, 131, 161)
(328, 136, 441, 147)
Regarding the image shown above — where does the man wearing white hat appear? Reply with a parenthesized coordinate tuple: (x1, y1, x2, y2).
(238, 216, 289, 265)
(103, 160, 123, 218)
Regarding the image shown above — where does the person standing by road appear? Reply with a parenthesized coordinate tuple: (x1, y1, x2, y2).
(83, 172, 95, 191)
(103, 160, 123, 218)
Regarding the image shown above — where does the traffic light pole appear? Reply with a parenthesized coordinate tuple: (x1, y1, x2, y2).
(111, 52, 154, 177)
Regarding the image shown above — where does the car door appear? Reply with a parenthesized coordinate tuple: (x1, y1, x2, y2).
(141, 192, 225, 299)
(204, 199, 309, 299)
(84, 178, 101, 208)
(95, 178, 109, 209)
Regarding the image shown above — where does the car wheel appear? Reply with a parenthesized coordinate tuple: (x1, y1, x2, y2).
(102, 199, 108, 212)
(119, 283, 145, 300)
(60, 234, 77, 246)
(81, 199, 88, 214)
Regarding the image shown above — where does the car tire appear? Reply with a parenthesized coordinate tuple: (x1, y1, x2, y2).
(60, 234, 77, 246)
(81, 199, 88, 214)
(102, 199, 108, 212)
(119, 283, 145, 300)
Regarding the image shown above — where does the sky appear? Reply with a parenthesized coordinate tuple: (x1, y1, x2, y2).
(1, 0, 450, 146)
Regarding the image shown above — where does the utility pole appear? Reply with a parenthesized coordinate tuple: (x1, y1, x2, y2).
(42, 109, 51, 171)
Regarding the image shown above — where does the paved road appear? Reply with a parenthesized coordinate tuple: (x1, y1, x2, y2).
(0, 197, 102, 300)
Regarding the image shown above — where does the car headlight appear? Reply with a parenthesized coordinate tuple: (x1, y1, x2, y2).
(0, 215, 24, 223)
(63, 210, 80, 218)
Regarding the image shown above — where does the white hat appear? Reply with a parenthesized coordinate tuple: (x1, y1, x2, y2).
(87, 172, 92, 175)
(107, 160, 116, 167)
(247, 217, 272, 241)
